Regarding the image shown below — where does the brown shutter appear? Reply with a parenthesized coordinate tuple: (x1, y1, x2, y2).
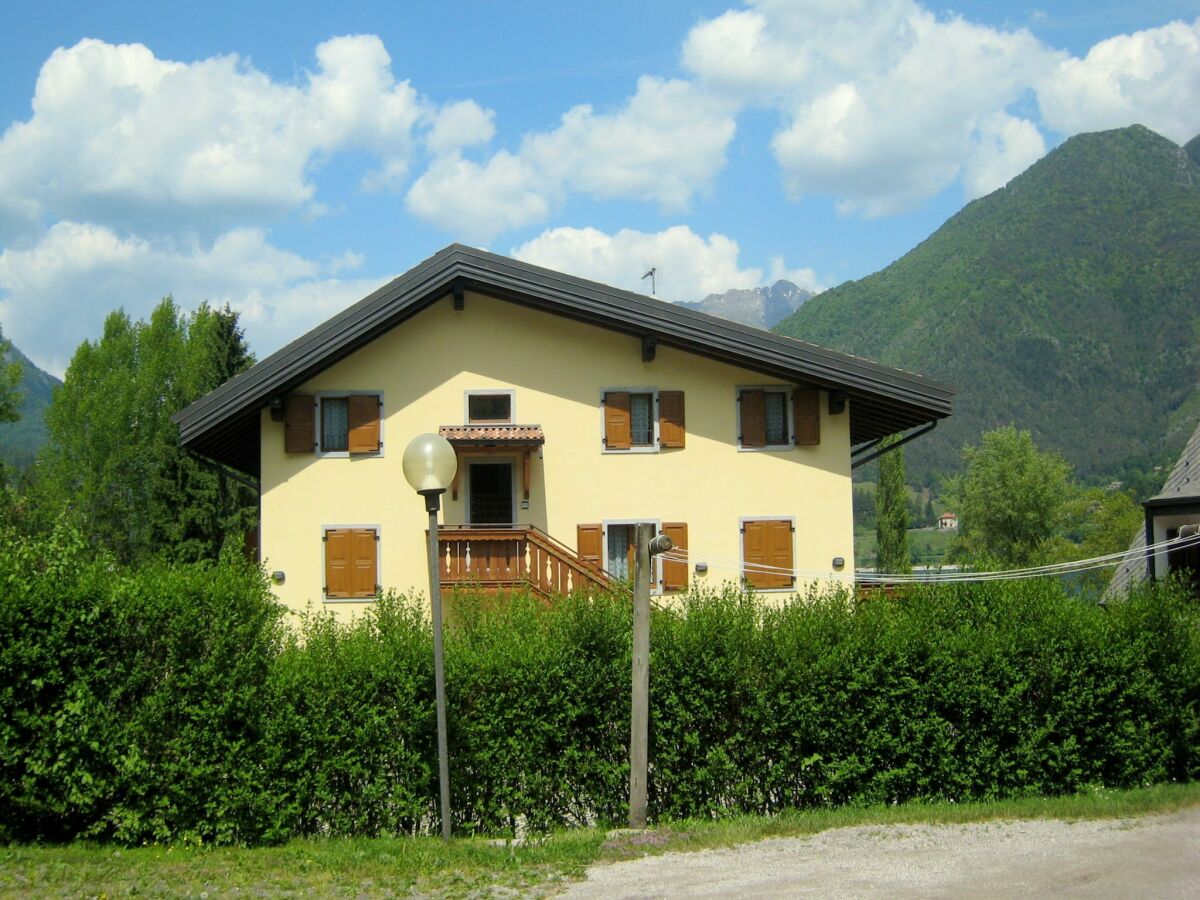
(604, 392, 632, 449)
(351, 528, 378, 597)
(740, 389, 766, 447)
(348, 394, 381, 453)
(325, 528, 378, 599)
(743, 519, 794, 590)
(793, 387, 820, 446)
(658, 391, 686, 449)
(577, 524, 603, 572)
(661, 522, 688, 591)
(325, 529, 351, 598)
(285, 394, 315, 453)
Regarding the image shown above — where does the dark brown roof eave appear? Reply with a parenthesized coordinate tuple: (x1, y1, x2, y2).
(174, 244, 953, 474)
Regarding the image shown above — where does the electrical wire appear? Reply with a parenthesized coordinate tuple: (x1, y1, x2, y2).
(655, 529, 1200, 586)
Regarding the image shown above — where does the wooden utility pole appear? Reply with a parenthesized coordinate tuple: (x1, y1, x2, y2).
(629, 523, 653, 828)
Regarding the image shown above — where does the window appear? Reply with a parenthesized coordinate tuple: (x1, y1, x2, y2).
(466, 390, 514, 424)
(577, 520, 687, 591)
(324, 527, 380, 600)
(283, 393, 382, 455)
(737, 386, 820, 449)
(602, 390, 686, 451)
(741, 518, 795, 590)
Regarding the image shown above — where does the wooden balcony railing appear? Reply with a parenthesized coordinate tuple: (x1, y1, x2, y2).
(435, 524, 611, 599)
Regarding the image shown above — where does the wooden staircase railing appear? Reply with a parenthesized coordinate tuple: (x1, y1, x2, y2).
(435, 524, 611, 599)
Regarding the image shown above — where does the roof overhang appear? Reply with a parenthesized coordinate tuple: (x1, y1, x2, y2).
(174, 244, 954, 476)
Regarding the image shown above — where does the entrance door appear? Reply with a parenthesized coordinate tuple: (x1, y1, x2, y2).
(468, 462, 514, 524)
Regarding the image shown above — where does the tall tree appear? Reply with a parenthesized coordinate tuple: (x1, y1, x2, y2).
(945, 426, 1074, 567)
(36, 299, 255, 563)
(0, 324, 22, 425)
(875, 434, 912, 574)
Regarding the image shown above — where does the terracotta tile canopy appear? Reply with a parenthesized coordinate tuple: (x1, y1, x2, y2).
(438, 424, 545, 445)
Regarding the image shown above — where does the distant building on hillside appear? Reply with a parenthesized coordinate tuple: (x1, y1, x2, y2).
(1107, 420, 1200, 599)
(937, 511, 958, 530)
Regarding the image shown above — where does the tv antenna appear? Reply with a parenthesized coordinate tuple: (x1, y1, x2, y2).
(642, 267, 657, 295)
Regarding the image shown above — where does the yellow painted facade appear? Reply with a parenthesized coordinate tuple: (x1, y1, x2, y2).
(260, 290, 855, 618)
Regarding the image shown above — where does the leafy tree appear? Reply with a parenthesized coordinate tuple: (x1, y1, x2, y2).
(0, 325, 22, 426)
(945, 426, 1074, 567)
(875, 434, 911, 573)
(35, 299, 255, 563)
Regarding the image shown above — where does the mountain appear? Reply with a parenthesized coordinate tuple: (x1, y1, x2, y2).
(774, 125, 1200, 485)
(679, 280, 813, 329)
(0, 343, 60, 470)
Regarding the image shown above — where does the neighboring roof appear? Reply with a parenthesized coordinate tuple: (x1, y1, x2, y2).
(174, 244, 954, 476)
(439, 425, 545, 445)
(1106, 417, 1200, 597)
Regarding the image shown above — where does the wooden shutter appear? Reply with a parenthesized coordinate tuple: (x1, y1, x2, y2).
(661, 522, 688, 591)
(658, 391, 686, 449)
(577, 524, 603, 572)
(325, 528, 378, 599)
(604, 392, 632, 449)
(284, 394, 315, 453)
(742, 519, 794, 590)
(740, 389, 766, 447)
(347, 394, 381, 453)
(793, 387, 820, 446)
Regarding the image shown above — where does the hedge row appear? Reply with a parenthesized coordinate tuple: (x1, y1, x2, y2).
(2, 526, 1198, 844)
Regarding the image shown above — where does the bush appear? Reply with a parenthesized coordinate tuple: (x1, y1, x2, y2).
(1, 532, 1197, 844)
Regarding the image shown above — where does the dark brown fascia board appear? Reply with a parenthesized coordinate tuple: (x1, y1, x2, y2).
(174, 244, 953, 446)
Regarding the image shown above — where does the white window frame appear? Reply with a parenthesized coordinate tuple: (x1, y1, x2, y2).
(600, 387, 660, 454)
(321, 523, 382, 603)
(314, 390, 385, 458)
(463, 388, 516, 425)
(738, 515, 797, 593)
(602, 518, 663, 592)
(735, 385, 793, 452)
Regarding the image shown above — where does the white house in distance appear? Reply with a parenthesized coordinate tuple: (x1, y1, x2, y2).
(174, 245, 953, 617)
(938, 511, 959, 530)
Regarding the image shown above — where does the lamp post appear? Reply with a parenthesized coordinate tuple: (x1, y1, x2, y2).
(402, 433, 458, 841)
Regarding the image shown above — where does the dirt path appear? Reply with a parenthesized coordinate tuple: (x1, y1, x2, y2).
(562, 807, 1200, 898)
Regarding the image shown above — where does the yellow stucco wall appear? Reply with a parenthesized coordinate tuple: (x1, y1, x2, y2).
(260, 291, 855, 618)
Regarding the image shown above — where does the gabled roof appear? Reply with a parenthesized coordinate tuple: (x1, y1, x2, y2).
(174, 244, 954, 476)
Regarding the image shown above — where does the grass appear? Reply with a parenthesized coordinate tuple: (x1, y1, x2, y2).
(855, 524, 957, 568)
(3, 783, 1198, 898)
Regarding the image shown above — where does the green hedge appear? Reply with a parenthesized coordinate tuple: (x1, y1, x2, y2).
(2, 527, 1198, 844)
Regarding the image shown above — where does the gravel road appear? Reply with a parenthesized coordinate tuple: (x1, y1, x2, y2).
(562, 807, 1200, 898)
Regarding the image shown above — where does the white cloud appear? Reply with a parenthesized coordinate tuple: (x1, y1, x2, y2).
(511, 224, 815, 301)
(1037, 18, 1200, 143)
(0, 35, 427, 237)
(685, 1, 1062, 214)
(963, 112, 1047, 198)
(425, 99, 496, 156)
(406, 77, 736, 241)
(0, 221, 377, 375)
(405, 151, 556, 245)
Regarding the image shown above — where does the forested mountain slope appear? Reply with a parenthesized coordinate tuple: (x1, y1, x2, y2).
(0, 343, 59, 470)
(775, 125, 1200, 484)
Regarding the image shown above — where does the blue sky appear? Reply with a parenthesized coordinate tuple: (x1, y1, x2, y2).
(1, 0, 1197, 375)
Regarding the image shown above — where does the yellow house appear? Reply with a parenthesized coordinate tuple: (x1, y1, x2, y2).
(175, 245, 952, 617)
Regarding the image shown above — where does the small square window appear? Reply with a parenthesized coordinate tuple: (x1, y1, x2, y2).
(468, 393, 512, 424)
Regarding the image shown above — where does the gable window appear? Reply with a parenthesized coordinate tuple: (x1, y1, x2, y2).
(324, 526, 380, 600)
(602, 389, 686, 451)
(466, 390, 514, 424)
(737, 386, 820, 449)
(285, 392, 383, 456)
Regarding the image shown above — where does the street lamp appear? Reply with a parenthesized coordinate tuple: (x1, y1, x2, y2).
(402, 433, 458, 840)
